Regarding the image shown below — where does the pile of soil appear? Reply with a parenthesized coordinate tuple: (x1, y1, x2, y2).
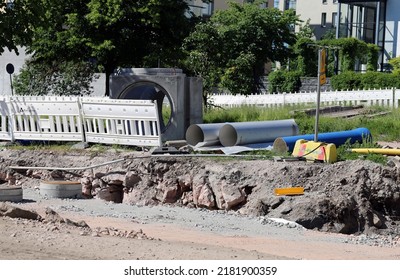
(1, 147, 400, 237)
(2, 146, 400, 260)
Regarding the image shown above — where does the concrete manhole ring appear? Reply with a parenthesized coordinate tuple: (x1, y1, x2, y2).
(0, 186, 23, 202)
(39, 181, 82, 199)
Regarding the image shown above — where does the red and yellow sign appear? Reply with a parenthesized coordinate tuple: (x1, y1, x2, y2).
(319, 49, 326, 85)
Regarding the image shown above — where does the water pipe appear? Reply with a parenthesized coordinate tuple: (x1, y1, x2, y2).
(219, 119, 299, 147)
(273, 127, 372, 152)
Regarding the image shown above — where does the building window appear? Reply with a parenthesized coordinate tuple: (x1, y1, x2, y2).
(202, 2, 213, 16)
(321, 13, 327, 27)
(322, 0, 327, 4)
(6, 0, 14, 8)
(333, 0, 338, 3)
(332, 12, 337, 27)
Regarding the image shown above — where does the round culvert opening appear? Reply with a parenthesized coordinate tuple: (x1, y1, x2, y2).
(219, 124, 238, 147)
(185, 125, 205, 146)
(118, 81, 172, 133)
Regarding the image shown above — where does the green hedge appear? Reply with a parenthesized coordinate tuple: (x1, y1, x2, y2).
(331, 71, 400, 90)
(268, 70, 301, 93)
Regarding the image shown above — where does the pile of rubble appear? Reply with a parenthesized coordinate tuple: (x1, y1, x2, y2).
(1, 149, 400, 236)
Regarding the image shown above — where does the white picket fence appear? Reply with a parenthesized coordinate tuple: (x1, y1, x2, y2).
(209, 88, 400, 108)
(0, 96, 161, 147)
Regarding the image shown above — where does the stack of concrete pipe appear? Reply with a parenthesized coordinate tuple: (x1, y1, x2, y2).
(185, 119, 299, 147)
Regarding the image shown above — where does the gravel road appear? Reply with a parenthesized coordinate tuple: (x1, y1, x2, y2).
(2, 186, 398, 260)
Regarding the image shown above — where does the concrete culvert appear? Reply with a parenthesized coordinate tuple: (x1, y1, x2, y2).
(219, 119, 299, 147)
(0, 186, 23, 202)
(39, 181, 82, 199)
(185, 123, 225, 146)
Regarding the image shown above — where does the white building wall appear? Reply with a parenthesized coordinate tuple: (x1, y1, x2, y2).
(295, 0, 339, 39)
(0, 47, 28, 95)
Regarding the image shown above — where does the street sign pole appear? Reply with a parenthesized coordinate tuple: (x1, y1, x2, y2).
(314, 48, 326, 142)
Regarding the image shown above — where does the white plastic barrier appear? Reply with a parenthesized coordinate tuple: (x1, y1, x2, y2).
(0, 97, 12, 140)
(80, 97, 161, 147)
(0, 96, 162, 147)
(7, 96, 84, 141)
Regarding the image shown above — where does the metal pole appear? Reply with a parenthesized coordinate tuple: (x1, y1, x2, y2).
(314, 49, 322, 142)
(375, 2, 381, 46)
(335, 3, 341, 74)
(9, 73, 14, 96)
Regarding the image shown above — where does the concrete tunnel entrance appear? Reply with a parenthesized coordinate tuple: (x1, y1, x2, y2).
(116, 81, 172, 133)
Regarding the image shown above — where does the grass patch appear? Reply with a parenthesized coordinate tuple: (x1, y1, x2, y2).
(204, 105, 400, 141)
(203, 105, 400, 165)
(4, 105, 398, 166)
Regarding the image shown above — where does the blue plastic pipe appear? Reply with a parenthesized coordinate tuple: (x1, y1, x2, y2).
(274, 127, 372, 152)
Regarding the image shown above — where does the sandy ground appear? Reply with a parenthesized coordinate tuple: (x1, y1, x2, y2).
(1, 189, 399, 260)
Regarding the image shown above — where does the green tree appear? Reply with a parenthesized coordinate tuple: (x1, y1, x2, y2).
(183, 1, 299, 105)
(13, 59, 97, 96)
(0, 2, 14, 53)
(0, 1, 34, 54)
(12, 0, 196, 95)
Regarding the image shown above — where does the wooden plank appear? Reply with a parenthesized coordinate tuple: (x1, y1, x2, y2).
(274, 187, 304, 196)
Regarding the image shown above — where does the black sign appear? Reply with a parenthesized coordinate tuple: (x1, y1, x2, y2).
(6, 63, 15, 74)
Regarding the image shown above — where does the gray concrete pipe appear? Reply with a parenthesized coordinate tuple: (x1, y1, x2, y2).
(185, 123, 226, 146)
(219, 119, 299, 147)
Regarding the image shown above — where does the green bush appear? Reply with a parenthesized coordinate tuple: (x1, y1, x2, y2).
(388, 56, 400, 71)
(268, 70, 301, 93)
(268, 70, 285, 93)
(330, 71, 362, 90)
(360, 71, 380, 89)
(331, 71, 400, 90)
(14, 59, 97, 96)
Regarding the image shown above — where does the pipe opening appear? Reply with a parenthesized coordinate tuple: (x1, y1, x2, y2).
(219, 124, 238, 147)
(185, 125, 205, 146)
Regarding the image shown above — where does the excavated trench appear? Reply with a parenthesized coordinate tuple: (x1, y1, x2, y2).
(1, 149, 400, 236)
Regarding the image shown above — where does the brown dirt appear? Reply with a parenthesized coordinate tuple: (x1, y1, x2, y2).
(1, 146, 400, 260)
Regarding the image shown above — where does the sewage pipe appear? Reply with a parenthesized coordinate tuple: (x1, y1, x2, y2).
(185, 123, 226, 146)
(8, 158, 126, 171)
(273, 127, 372, 153)
(219, 119, 299, 147)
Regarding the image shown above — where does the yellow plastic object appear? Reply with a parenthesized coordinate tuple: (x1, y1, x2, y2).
(292, 139, 337, 163)
(350, 148, 400, 156)
(274, 187, 304, 196)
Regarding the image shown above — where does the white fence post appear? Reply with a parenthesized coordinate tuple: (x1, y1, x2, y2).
(0, 97, 12, 141)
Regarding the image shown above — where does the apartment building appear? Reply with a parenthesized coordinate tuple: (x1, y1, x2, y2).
(336, 0, 400, 69)
(255, 1, 400, 69)
(187, 0, 275, 16)
(213, 0, 275, 10)
(295, 0, 338, 39)
(186, 0, 213, 16)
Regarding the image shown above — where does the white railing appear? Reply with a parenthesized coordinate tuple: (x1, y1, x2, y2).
(209, 88, 398, 108)
(0, 96, 161, 147)
(81, 97, 161, 147)
(7, 96, 84, 142)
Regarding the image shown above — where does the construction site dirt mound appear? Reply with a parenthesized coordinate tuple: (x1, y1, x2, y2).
(1, 147, 400, 259)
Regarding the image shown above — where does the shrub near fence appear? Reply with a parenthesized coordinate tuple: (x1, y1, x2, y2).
(0, 96, 161, 147)
(210, 88, 399, 108)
